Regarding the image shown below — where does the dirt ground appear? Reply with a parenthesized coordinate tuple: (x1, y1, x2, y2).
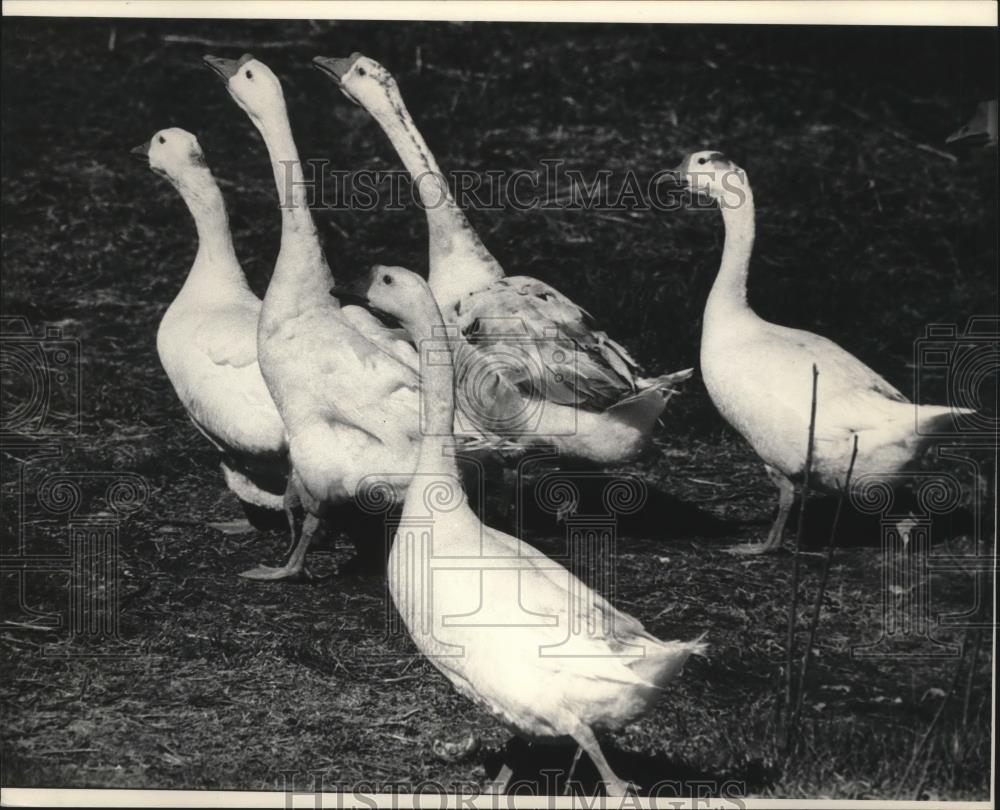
(1, 19, 996, 800)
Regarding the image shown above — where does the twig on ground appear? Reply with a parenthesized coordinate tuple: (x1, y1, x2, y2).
(381, 673, 420, 684)
(1, 621, 59, 632)
(34, 747, 99, 756)
(692, 491, 754, 504)
(149, 515, 208, 528)
(782, 363, 818, 754)
(791, 434, 859, 726)
(372, 707, 422, 726)
(688, 477, 727, 487)
(161, 35, 317, 49)
(593, 213, 644, 228)
(838, 102, 959, 163)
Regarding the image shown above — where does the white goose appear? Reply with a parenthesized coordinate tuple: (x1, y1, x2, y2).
(134, 128, 288, 540)
(674, 151, 975, 554)
(203, 55, 491, 579)
(335, 264, 706, 796)
(313, 54, 691, 464)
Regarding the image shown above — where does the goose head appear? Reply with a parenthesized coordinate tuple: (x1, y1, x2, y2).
(132, 127, 207, 180)
(203, 54, 286, 124)
(313, 53, 397, 112)
(672, 150, 749, 208)
(330, 264, 434, 331)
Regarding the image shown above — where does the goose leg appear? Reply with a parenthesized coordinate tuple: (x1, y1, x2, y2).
(487, 763, 513, 795)
(240, 487, 319, 581)
(499, 466, 518, 530)
(730, 465, 795, 555)
(482, 459, 516, 531)
(568, 723, 633, 797)
(563, 745, 584, 795)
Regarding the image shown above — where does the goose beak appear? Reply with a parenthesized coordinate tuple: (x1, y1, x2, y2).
(130, 141, 151, 162)
(313, 55, 365, 106)
(203, 54, 248, 81)
(330, 273, 402, 329)
(329, 278, 370, 307)
(312, 54, 362, 84)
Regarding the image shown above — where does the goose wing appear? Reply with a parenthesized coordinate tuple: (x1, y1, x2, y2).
(198, 307, 261, 369)
(480, 521, 651, 652)
(159, 305, 286, 456)
(780, 327, 908, 403)
(449, 277, 640, 411)
(284, 306, 422, 445)
(734, 323, 911, 435)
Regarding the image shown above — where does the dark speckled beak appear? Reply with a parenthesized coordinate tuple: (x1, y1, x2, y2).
(313, 53, 363, 84)
(329, 274, 372, 307)
(330, 270, 402, 329)
(329, 288, 368, 307)
(313, 55, 366, 106)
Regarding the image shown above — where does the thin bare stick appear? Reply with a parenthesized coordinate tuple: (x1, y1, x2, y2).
(782, 363, 819, 754)
(792, 434, 859, 725)
(1, 620, 59, 633)
(960, 627, 984, 731)
(838, 102, 959, 163)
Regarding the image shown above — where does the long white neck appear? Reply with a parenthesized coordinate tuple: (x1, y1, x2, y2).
(169, 166, 248, 298)
(359, 79, 504, 304)
(249, 97, 335, 314)
(410, 301, 460, 480)
(390, 293, 465, 618)
(703, 186, 757, 331)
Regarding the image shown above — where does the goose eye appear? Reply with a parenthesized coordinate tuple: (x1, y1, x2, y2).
(698, 157, 707, 165)
(245, 69, 253, 79)
(158, 135, 166, 144)
(357, 66, 366, 77)
(382, 274, 393, 285)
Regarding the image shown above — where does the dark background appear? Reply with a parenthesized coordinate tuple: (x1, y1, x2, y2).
(1, 18, 996, 798)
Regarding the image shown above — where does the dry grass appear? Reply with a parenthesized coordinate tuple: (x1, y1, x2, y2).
(1, 19, 995, 799)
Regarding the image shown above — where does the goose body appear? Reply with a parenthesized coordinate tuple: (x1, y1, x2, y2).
(701, 311, 958, 487)
(205, 55, 490, 579)
(315, 54, 691, 464)
(137, 128, 288, 524)
(347, 265, 705, 796)
(678, 151, 973, 553)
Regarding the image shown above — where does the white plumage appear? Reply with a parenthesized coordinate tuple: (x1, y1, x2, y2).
(350, 265, 705, 796)
(204, 55, 495, 579)
(138, 128, 288, 526)
(676, 150, 974, 553)
(314, 54, 691, 464)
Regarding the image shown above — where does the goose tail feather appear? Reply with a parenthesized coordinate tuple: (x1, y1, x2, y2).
(631, 632, 708, 690)
(221, 463, 285, 511)
(637, 367, 695, 394)
(604, 368, 692, 434)
(604, 387, 669, 435)
(915, 405, 977, 436)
